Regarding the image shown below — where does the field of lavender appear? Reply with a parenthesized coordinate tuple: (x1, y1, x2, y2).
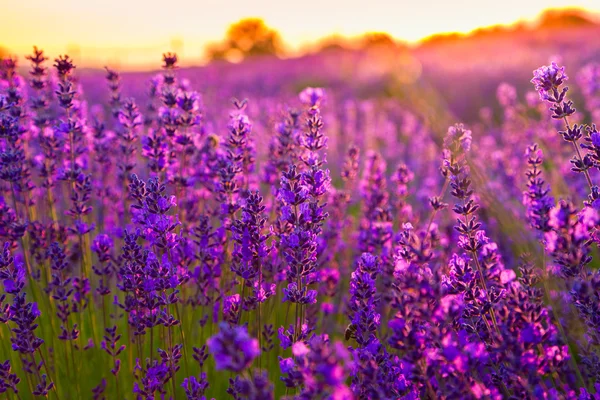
(2, 36, 600, 400)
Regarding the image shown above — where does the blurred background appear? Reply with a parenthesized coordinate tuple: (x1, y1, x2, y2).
(2, 1, 600, 129)
(2, 0, 600, 68)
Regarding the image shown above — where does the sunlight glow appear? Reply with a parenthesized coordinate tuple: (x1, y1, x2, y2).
(2, 0, 599, 68)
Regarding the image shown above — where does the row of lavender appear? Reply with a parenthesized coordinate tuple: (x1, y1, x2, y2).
(1, 47, 600, 399)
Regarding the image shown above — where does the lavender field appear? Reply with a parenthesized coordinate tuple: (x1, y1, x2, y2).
(2, 13, 600, 400)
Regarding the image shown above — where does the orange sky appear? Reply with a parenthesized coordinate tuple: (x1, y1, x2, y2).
(2, 0, 599, 69)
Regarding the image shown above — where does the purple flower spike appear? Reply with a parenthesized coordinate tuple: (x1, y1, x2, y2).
(207, 322, 260, 372)
(531, 62, 568, 101)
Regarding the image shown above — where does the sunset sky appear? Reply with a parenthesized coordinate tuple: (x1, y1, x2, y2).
(2, 0, 599, 69)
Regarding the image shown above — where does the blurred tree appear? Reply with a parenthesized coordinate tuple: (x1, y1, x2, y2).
(538, 8, 596, 28)
(360, 32, 398, 48)
(314, 35, 350, 53)
(206, 18, 283, 62)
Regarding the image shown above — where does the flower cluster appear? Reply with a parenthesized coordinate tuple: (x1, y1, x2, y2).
(3, 47, 600, 400)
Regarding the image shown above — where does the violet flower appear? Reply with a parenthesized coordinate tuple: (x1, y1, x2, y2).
(207, 322, 260, 372)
